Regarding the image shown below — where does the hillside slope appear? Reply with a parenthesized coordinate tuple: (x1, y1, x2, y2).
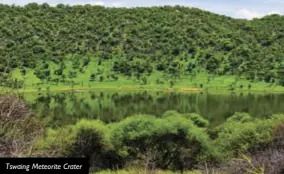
(0, 4, 284, 90)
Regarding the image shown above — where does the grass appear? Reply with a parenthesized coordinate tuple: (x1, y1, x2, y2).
(5, 58, 284, 93)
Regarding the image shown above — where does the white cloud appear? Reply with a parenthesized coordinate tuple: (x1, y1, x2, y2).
(267, 10, 282, 15)
(235, 8, 282, 19)
(235, 9, 263, 19)
(89, 1, 104, 6)
(110, 2, 122, 7)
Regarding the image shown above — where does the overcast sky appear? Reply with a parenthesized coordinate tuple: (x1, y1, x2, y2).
(1, 0, 284, 19)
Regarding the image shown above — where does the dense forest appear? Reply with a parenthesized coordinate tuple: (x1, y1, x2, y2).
(0, 3, 284, 89)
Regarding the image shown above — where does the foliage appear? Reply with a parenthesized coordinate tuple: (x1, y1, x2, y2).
(214, 113, 284, 158)
(1, 4, 284, 89)
(226, 112, 254, 123)
(162, 111, 209, 128)
(34, 119, 123, 170)
(35, 119, 107, 153)
(213, 122, 284, 174)
(3, 100, 283, 172)
(184, 113, 209, 128)
(0, 94, 30, 124)
(109, 115, 214, 170)
(0, 94, 43, 157)
(34, 113, 216, 171)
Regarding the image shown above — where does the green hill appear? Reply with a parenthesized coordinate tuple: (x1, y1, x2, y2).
(1, 3, 284, 91)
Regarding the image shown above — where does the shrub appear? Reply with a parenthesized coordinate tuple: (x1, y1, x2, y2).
(0, 94, 31, 137)
(184, 113, 209, 128)
(0, 94, 42, 157)
(206, 114, 284, 174)
(0, 94, 30, 124)
(272, 122, 284, 141)
(35, 119, 108, 155)
(109, 115, 214, 171)
(162, 111, 209, 128)
(214, 113, 282, 159)
(35, 119, 121, 170)
(216, 123, 284, 174)
(226, 112, 253, 123)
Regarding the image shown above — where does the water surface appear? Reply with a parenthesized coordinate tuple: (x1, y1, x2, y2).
(23, 91, 284, 127)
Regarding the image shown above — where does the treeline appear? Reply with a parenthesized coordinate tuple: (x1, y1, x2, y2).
(1, 4, 284, 86)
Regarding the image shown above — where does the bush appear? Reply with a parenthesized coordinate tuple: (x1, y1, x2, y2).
(184, 113, 209, 128)
(162, 111, 209, 128)
(214, 123, 284, 174)
(0, 94, 30, 124)
(226, 112, 253, 123)
(109, 115, 214, 171)
(0, 94, 42, 157)
(31, 111, 284, 172)
(214, 113, 283, 159)
(35, 119, 107, 154)
(35, 119, 121, 170)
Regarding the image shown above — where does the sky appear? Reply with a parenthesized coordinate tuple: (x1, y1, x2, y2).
(1, 0, 284, 19)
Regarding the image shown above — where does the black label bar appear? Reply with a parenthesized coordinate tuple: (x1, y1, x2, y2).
(0, 158, 89, 174)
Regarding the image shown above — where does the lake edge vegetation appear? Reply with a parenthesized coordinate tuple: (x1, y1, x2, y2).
(1, 93, 284, 174)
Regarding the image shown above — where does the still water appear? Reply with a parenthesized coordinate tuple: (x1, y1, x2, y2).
(23, 90, 284, 127)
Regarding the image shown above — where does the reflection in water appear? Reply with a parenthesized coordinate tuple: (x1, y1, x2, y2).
(23, 91, 284, 127)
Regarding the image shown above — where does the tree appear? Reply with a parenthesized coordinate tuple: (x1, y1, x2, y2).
(170, 80, 174, 88)
(99, 76, 104, 82)
(1, 5, 284, 89)
(68, 71, 77, 78)
(141, 76, 147, 85)
(248, 84, 252, 90)
(90, 73, 96, 81)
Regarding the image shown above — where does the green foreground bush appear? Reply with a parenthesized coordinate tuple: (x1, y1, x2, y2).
(109, 115, 213, 170)
(32, 111, 284, 172)
(214, 113, 284, 158)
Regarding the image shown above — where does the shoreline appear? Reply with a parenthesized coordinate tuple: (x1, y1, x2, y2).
(15, 86, 202, 93)
(2, 85, 284, 94)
